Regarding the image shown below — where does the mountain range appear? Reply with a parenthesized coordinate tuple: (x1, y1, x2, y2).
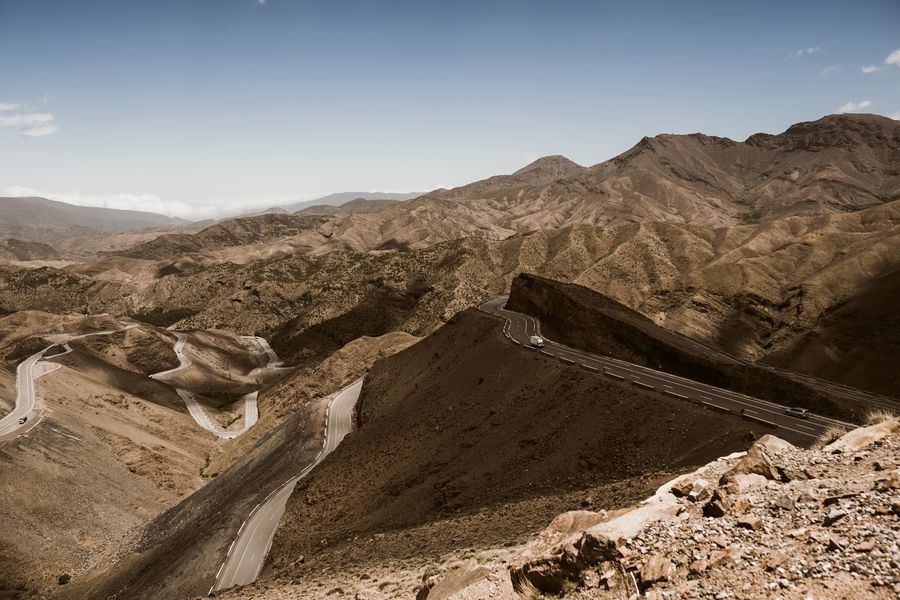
(0, 113, 898, 599)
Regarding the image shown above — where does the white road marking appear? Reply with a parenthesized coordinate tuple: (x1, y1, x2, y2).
(477, 297, 867, 441)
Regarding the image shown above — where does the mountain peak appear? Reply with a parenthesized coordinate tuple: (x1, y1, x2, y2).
(746, 113, 900, 151)
(512, 155, 583, 179)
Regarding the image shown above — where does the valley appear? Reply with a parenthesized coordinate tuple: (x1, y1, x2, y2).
(0, 113, 897, 600)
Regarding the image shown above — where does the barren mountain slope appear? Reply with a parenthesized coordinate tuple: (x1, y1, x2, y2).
(321, 113, 900, 251)
(761, 268, 900, 396)
(0, 315, 215, 599)
(256, 309, 761, 596)
(68, 114, 897, 266)
(0, 197, 184, 243)
(0, 202, 896, 395)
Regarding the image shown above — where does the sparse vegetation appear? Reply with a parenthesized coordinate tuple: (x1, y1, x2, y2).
(737, 211, 762, 224)
(814, 425, 848, 449)
(560, 578, 578, 596)
(864, 408, 897, 425)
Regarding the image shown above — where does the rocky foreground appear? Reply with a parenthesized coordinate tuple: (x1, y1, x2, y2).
(434, 418, 900, 600)
(219, 417, 900, 599)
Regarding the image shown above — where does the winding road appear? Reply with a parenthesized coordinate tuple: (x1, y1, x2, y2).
(477, 297, 894, 442)
(0, 324, 137, 441)
(211, 378, 363, 594)
(151, 332, 279, 439)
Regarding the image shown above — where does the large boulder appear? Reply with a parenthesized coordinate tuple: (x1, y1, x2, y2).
(720, 442, 780, 483)
(825, 418, 899, 453)
(509, 531, 619, 594)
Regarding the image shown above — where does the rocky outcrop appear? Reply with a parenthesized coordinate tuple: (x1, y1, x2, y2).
(496, 418, 900, 599)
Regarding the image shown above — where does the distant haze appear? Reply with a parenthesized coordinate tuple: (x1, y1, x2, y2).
(276, 192, 423, 214)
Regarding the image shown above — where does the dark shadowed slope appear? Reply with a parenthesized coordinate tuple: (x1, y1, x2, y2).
(761, 268, 900, 397)
(265, 309, 762, 586)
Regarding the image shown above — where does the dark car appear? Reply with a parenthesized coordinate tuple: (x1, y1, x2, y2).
(785, 407, 810, 419)
(18, 415, 27, 424)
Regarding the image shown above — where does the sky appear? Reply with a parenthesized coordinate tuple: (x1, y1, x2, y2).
(1, 0, 899, 220)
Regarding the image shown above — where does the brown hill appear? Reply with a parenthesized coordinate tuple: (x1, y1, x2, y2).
(322, 113, 900, 251)
(507, 273, 866, 421)
(110, 213, 332, 262)
(1, 201, 896, 397)
(0, 239, 61, 262)
(263, 309, 762, 592)
(296, 197, 401, 216)
(0, 197, 184, 242)
(761, 268, 900, 396)
(91, 114, 897, 264)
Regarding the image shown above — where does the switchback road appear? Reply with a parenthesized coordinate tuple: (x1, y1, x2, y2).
(211, 378, 363, 594)
(152, 332, 279, 439)
(477, 297, 884, 442)
(0, 324, 137, 441)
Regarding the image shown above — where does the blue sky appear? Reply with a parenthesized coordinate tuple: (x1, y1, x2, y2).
(1, 0, 898, 219)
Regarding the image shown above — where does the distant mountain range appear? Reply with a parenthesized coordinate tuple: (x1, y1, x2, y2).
(3, 113, 897, 250)
(275, 192, 422, 214)
(0, 196, 186, 242)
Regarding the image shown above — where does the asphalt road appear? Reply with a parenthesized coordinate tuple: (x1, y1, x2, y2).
(0, 325, 136, 441)
(211, 378, 364, 594)
(152, 332, 277, 439)
(477, 297, 874, 442)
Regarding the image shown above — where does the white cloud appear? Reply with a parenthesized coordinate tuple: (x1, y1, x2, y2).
(886, 48, 900, 67)
(0, 186, 323, 221)
(863, 49, 900, 73)
(788, 46, 821, 58)
(837, 100, 872, 113)
(0, 101, 58, 137)
(890, 111, 900, 121)
(22, 124, 59, 137)
(821, 65, 840, 76)
(257, 0, 267, 4)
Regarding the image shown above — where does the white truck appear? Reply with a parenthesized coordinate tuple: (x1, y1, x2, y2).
(529, 335, 545, 348)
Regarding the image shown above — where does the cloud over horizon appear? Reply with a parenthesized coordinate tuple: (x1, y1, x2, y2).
(837, 100, 872, 113)
(0, 101, 58, 137)
(0, 186, 308, 221)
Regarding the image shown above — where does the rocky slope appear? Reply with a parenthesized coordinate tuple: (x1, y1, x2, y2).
(506, 273, 881, 422)
(318, 113, 900, 252)
(0, 200, 897, 397)
(222, 418, 899, 600)
(257, 310, 762, 594)
(456, 417, 900, 600)
(46, 114, 898, 265)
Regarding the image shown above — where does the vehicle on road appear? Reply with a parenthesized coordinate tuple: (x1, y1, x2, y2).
(529, 335, 545, 348)
(18, 416, 27, 424)
(785, 407, 810, 419)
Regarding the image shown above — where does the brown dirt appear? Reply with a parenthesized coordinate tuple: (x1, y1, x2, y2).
(264, 309, 763, 589)
(762, 268, 900, 397)
(0, 362, 215, 599)
(69, 327, 179, 376)
(65, 332, 417, 600)
(506, 273, 869, 422)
